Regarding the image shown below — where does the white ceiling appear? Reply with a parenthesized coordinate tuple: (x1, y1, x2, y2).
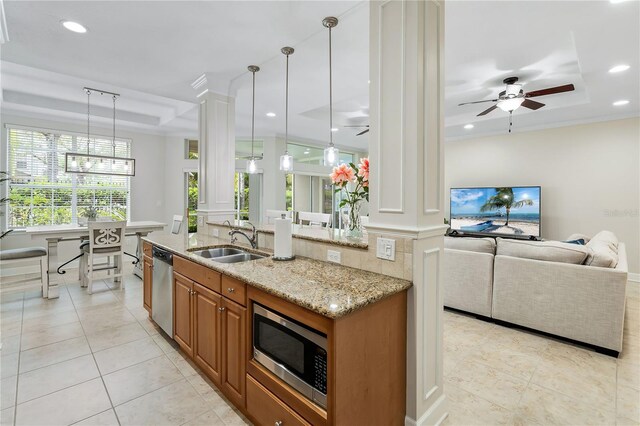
(445, 0, 640, 139)
(1, 1, 638, 147)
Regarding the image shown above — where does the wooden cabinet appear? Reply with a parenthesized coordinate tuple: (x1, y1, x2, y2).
(221, 297, 246, 408)
(247, 375, 310, 426)
(222, 275, 246, 307)
(143, 255, 153, 313)
(171, 258, 246, 407)
(173, 271, 194, 357)
(193, 283, 222, 385)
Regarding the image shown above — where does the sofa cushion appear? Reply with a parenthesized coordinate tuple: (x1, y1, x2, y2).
(444, 236, 496, 254)
(585, 236, 619, 268)
(589, 231, 619, 254)
(496, 238, 590, 265)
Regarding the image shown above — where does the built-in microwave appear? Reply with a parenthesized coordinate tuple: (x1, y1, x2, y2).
(252, 303, 328, 409)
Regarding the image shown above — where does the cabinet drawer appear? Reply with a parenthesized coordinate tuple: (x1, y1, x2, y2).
(247, 375, 310, 426)
(143, 241, 152, 257)
(222, 275, 246, 306)
(174, 255, 221, 293)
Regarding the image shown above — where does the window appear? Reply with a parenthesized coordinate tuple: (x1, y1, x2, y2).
(6, 126, 131, 228)
(234, 172, 250, 221)
(185, 139, 198, 159)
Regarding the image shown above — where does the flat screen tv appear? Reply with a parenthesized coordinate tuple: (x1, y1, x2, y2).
(450, 186, 541, 238)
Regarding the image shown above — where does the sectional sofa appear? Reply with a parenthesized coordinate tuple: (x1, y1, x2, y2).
(443, 231, 628, 356)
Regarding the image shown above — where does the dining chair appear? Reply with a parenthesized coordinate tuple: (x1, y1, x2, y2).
(298, 212, 331, 228)
(264, 209, 292, 224)
(80, 220, 126, 294)
(0, 247, 47, 294)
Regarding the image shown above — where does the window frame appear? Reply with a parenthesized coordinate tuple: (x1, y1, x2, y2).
(4, 124, 132, 230)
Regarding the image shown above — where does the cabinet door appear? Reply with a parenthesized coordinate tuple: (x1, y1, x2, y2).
(173, 272, 194, 357)
(222, 297, 247, 408)
(143, 256, 153, 313)
(193, 283, 222, 385)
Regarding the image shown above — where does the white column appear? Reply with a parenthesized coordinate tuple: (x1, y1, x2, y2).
(196, 91, 236, 224)
(369, 1, 447, 425)
(260, 136, 287, 219)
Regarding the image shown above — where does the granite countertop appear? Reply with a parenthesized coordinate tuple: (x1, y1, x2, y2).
(206, 220, 368, 249)
(143, 233, 411, 319)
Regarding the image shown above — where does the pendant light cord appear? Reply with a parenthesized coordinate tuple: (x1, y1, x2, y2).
(112, 95, 117, 156)
(86, 89, 91, 155)
(251, 69, 256, 159)
(285, 52, 289, 150)
(328, 25, 333, 148)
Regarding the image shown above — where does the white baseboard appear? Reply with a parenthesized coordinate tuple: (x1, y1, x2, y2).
(405, 395, 448, 426)
(629, 273, 640, 283)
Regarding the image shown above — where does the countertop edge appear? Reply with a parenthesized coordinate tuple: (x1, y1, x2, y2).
(142, 236, 410, 319)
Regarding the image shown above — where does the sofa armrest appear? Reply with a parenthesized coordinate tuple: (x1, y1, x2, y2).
(443, 248, 494, 317)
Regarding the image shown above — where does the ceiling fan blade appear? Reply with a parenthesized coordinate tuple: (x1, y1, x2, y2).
(356, 128, 370, 136)
(522, 99, 545, 110)
(526, 84, 575, 98)
(477, 105, 498, 116)
(458, 99, 498, 106)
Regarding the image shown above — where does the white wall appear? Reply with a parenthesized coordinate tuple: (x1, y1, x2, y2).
(445, 117, 640, 274)
(0, 113, 169, 270)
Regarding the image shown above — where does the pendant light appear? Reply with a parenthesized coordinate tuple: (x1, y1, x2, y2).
(323, 16, 340, 167)
(279, 47, 294, 172)
(65, 87, 136, 176)
(246, 65, 261, 174)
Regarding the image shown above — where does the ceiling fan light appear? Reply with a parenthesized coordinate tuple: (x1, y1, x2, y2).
(497, 97, 525, 112)
(505, 84, 522, 97)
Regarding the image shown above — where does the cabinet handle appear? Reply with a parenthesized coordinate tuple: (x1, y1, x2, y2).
(275, 421, 283, 426)
(218, 307, 225, 312)
(227, 287, 235, 293)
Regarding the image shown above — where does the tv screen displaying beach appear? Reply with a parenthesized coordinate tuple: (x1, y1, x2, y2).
(450, 187, 541, 237)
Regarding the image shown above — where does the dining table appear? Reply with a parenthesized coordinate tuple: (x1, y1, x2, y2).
(25, 221, 166, 299)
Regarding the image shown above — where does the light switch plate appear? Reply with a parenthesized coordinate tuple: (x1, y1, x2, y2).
(198, 216, 204, 226)
(327, 250, 341, 264)
(376, 238, 396, 261)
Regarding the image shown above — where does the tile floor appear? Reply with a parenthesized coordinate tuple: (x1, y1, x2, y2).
(442, 282, 640, 426)
(1, 266, 251, 426)
(1, 267, 639, 426)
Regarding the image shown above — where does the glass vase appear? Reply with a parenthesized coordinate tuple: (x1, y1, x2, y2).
(346, 200, 363, 238)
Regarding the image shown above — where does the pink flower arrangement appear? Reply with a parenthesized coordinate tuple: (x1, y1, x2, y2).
(329, 157, 370, 207)
(330, 163, 356, 186)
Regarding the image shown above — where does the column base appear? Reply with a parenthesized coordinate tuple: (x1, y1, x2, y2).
(405, 394, 448, 426)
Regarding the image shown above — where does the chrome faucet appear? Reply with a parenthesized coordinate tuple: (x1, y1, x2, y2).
(229, 222, 258, 249)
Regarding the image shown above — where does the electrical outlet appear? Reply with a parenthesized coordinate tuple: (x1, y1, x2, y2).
(198, 216, 204, 226)
(327, 250, 341, 264)
(376, 238, 396, 261)
(210, 228, 219, 237)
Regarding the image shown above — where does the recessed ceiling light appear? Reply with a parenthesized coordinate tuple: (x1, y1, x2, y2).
(62, 21, 87, 33)
(265, 112, 276, 117)
(304, 150, 310, 155)
(610, 0, 629, 4)
(609, 64, 630, 73)
(613, 100, 630, 106)
(463, 124, 474, 129)
(331, 128, 338, 132)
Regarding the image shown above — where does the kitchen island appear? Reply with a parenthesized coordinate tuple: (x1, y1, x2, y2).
(142, 233, 411, 426)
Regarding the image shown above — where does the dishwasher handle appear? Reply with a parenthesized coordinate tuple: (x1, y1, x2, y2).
(152, 246, 173, 265)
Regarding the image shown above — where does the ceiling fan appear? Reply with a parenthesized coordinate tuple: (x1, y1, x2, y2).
(343, 124, 369, 136)
(459, 77, 575, 132)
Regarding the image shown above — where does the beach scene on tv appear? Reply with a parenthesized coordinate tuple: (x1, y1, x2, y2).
(450, 187, 541, 237)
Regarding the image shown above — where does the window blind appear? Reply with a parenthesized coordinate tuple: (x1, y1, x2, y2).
(6, 126, 131, 228)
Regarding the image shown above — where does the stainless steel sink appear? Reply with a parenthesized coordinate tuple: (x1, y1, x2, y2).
(191, 247, 244, 258)
(189, 247, 266, 263)
(210, 253, 266, 263)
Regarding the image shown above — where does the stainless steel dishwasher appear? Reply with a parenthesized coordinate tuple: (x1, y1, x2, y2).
(151, 246, 173, 337)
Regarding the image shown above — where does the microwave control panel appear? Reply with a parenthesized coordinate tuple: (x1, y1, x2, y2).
(314, 349, 327, 394)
